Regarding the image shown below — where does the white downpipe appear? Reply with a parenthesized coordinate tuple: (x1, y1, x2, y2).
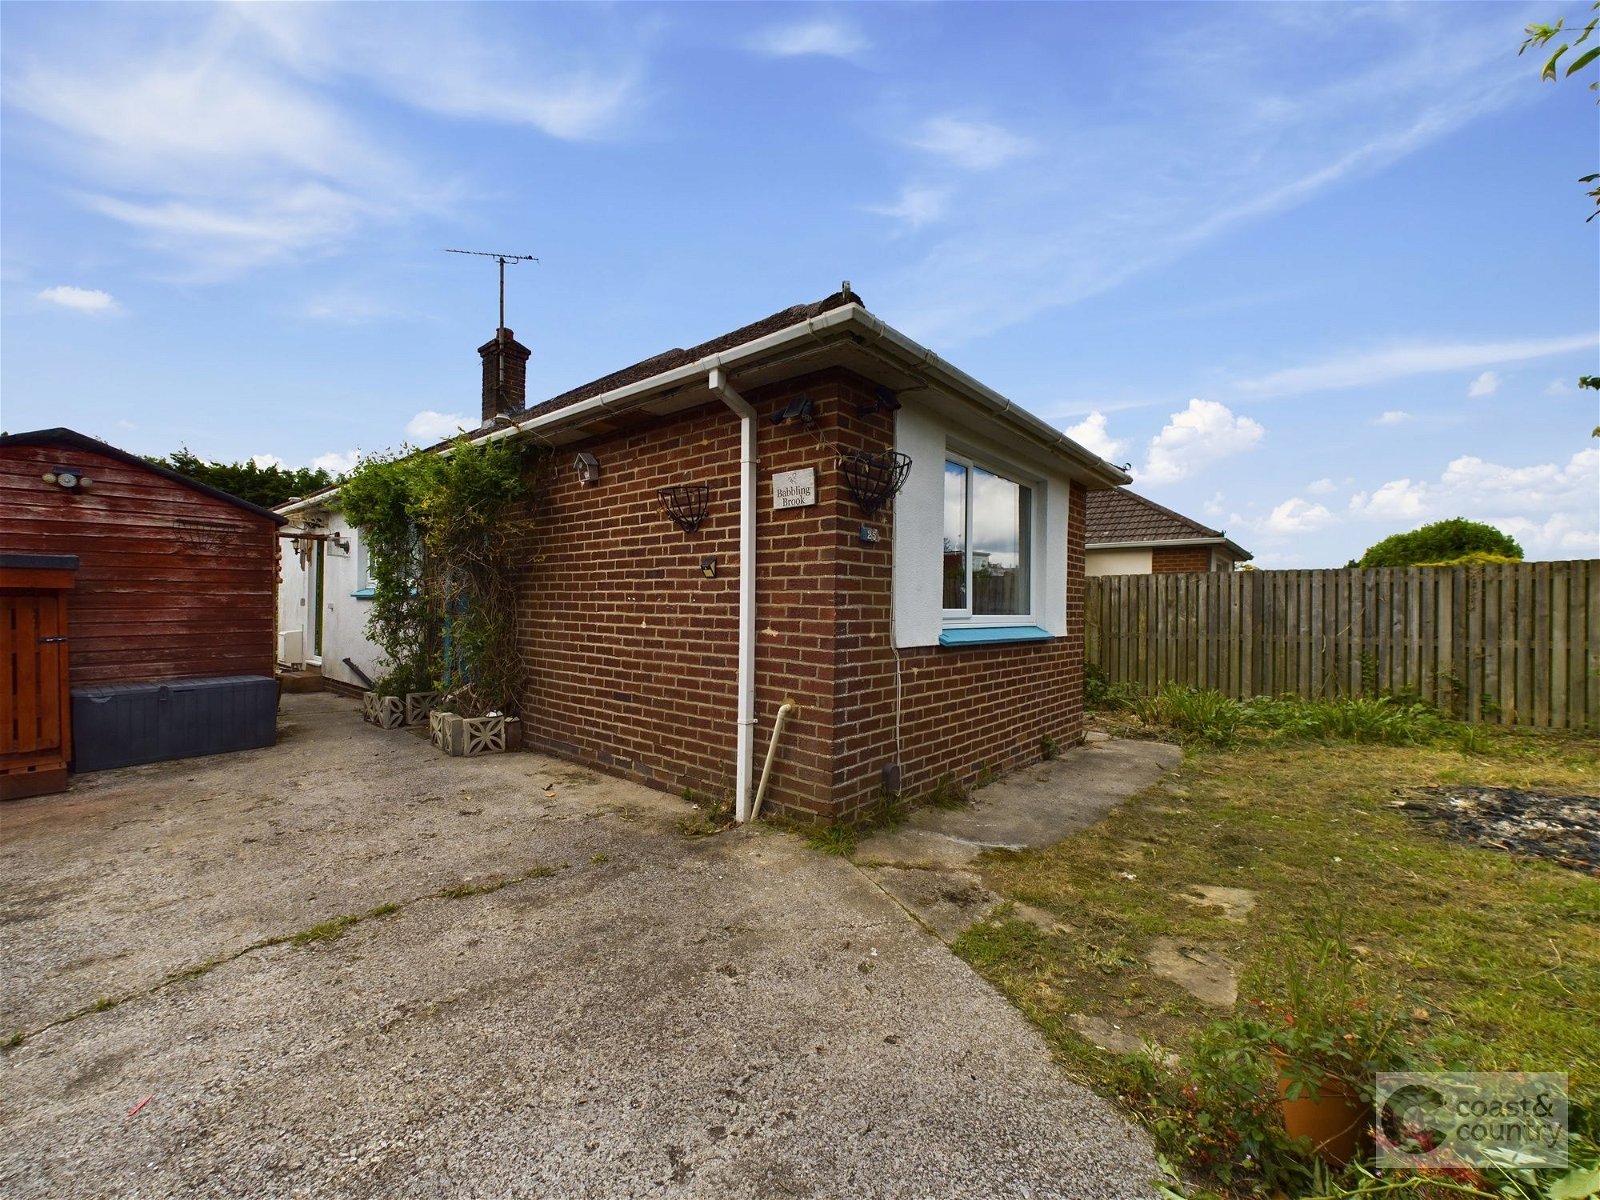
(708, 368, 758, 823)
(751, 700, 798, 822)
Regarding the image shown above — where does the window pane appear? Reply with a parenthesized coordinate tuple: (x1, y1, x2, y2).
(970, 467, 1030, 616)
(942, 460, 967, 610)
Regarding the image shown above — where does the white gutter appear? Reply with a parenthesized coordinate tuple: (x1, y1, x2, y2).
(707, 367, 758, 823)
(276, 302, 1127, 520)
(841, 314, 1131, 487)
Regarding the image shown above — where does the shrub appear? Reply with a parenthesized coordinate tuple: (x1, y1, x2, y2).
(1357, 519, 1523, 568)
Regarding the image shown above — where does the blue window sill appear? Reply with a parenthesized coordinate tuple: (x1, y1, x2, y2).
(351, 588, 375, 599)
(939, 625, 1053, 647)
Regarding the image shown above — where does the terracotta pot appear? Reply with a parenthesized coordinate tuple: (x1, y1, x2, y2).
(1273, 1051, 1368, 1166)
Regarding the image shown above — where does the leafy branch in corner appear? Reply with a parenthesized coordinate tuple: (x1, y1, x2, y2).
(1521, 1, 1600, 220)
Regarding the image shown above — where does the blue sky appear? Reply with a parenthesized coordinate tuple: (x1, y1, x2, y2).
(2, 0, 1596, 567)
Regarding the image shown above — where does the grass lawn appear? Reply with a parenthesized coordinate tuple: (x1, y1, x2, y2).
(951, 711, 1598, 1196)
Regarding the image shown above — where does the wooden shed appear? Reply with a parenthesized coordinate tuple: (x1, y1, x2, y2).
(0, 429, 286, 797)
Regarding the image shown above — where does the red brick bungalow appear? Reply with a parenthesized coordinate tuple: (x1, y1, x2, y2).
(280, 288, 1130, 824)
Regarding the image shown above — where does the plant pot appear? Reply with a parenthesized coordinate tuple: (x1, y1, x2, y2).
(1273, 1052, 1368, 1167)
(429, 712, 516, 756)
(363, 691, 405, 730)
(404, 691, 440, 726)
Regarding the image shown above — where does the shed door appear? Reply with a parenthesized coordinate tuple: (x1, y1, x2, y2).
(2, 593, 72, 798)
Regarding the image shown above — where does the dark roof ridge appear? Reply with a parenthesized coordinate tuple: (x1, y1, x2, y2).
(514, 288, 863, 423)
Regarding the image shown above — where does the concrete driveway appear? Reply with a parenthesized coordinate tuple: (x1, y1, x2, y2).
(1, 693, 1159, 1199)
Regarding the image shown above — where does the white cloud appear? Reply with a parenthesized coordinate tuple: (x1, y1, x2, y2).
(1265, 497, 1337, 534)
(1467, 370, 1500, 398)
(1347, 448, 1598, 558)
(1235, 333, 1594, 399)
(1375, 410, 1411, 426)
(1202, 491, 1226, 518)
(405, 410, 473, 443)
(1141, 399, 1265, 485)
(866, 184, 950, 230)
(84, 184, 381, 277)
(747, 19, 867, 59)
(907, 116, 1035, 171)
(1348, 479, 1427, 520)
(1545, 377, 1573, 397)
(878, 8, 1540, 345)
(1062, 411, 1128, 463)
(1306, 477, 1337, 495)
(312, 450, 359, 476)
(4, 4, 635, 276)
(37, 285, 118, 313)
(232, 4, 645, 140)
(251, 454, 286, 470)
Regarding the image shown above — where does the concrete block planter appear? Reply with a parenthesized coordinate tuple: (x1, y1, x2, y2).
(362, 692, 405, 729)
(404, 692, 441, 727)
(429, 712, 521, 756)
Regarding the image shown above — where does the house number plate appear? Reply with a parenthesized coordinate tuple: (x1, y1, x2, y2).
(772, 468, 816, 510)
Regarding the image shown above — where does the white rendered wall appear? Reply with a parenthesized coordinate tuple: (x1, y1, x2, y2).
(893, 402, 1072, 649)
(277, 505, 384, 689)
(1086, 547, 1154, 576)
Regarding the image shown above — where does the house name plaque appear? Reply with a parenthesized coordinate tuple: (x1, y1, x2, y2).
(772, 468, 816, 510)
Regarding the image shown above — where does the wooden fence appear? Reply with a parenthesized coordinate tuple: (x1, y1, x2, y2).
(1085, 561, 1599, 729)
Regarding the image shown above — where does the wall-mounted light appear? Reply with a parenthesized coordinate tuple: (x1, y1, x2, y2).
(857, 386, 902, 417)
(574, 452, 601, 485)
(771, 394, 815, 426)
(41, 466, 92, 491)
(700, 557, 718, 579)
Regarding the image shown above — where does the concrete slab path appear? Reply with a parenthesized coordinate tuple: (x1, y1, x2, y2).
(1, 693, 1161, 1199)
(855, 738, 1181, 944)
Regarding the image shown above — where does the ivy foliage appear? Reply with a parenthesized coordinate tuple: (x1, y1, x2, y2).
(339, 435, 542, 715)
(1356, 518, 1524, 568)
(148, 448, 334, 509)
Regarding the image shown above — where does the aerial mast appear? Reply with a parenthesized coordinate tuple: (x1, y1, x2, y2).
(443, 248, 539, 332)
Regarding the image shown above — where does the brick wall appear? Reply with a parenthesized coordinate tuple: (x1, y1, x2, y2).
(515, 367, 1088, 825)
(1151, 545, 1214, 573)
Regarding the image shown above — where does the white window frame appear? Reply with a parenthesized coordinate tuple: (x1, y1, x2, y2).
(941, 448, 1038, 628)
(353, 533, 376, 598)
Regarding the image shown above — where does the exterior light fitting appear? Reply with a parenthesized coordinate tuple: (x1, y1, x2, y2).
(574, 452, 600, 485)
(42, 466, 91, 491)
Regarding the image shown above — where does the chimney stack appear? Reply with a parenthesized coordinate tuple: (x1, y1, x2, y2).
(478, 328, 531, 424)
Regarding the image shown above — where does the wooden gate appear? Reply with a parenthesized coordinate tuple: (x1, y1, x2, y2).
(1, 559, 76, 799)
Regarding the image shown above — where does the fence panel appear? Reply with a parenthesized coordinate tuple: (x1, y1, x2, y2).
(1084, 561, 1596, 730)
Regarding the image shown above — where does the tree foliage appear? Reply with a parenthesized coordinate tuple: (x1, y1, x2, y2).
(338, 436, 543, 715)
(148, 448, 333, 509)
(1522, 1, 1600, 220)
(1357, 518, 1524, 568)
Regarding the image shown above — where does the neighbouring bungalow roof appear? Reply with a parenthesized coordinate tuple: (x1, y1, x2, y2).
(1085, 487, 1250, 559)
(279, 288, 1130, 515)
(0, 427, 288, 525)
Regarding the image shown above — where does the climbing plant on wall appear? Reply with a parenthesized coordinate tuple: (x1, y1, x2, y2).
(339, 435, 542, 716)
